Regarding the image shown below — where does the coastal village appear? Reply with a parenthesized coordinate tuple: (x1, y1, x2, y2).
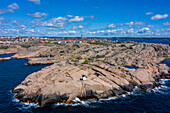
(0, 35, 102, 45)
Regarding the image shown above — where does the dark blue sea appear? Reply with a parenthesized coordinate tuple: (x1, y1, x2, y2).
(0, 39, 169, 113)
(110, 38, 170, 45)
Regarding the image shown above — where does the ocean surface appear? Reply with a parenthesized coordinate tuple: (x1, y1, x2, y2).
(110, 38, 170, 44)
(0, 39, 169, 113)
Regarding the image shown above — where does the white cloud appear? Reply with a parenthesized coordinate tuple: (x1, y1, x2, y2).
(8, 3, 19, 10)
(106, 24, 116, 28)
(42, 17, 67, 27)
(126, 28, 134, 34)
(0, 3, 19, 15)
(147, 25, 155, 28)
(28, 0, 40, 4)
(0, 17, 5, 21)
(28, 12, 48, 18)
(31, 17, 68, 28)
(163, 22, 170, 25)
(124, 22, 134, 26)
(151, 14, 168, 20)
(138, 27, 150, 33)
(69, 16, 84, 22)
(120, 21, 146, 26)
(66, 15, 73, 18)
(68, 30, 76, 34)
(84, 16, 95, 20)
(21, 25, 27, 29)
(135, 21, 146, 25)
(146, 12, 154, 15)
(71, 25, 85, 30)
(0, 9, 14, 15)
(12, 20, 20, 26)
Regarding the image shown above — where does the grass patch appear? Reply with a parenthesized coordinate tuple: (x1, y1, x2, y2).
(71, 59, 79, 62)
(82, 60, 89, 64)
(59, 51, 65, 53)
(94, 55, 105, 59)
(21, 45, 31, 48)
(0, 46, 9, 49)
(162, 55, 168, 57)
(88, 42, 109, 46)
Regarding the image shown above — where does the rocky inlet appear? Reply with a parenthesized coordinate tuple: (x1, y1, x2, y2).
(10, 42, 169, 107)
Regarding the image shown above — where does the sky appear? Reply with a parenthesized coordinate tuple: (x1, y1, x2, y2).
(0, 0, 170, 37)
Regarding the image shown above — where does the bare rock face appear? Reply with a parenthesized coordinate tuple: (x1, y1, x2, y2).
(0, 45, 25, 55)
(11, 42, 170, 107)
(12, 61, 169, 107)
(0, 57, 11, 61)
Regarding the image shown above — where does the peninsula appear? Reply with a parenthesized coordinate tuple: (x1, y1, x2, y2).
(1, 39, 168, 107)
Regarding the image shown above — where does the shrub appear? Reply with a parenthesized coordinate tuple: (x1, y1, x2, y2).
(0, 46, 9, 49)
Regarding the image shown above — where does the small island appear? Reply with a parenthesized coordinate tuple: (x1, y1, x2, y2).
(1, 38, 168, 107)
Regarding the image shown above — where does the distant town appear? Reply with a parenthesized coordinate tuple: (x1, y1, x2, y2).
(0, 36, 104, 45)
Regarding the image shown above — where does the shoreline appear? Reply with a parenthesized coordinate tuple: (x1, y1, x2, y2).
(8, 41, 169, 107)
(11, 79, 170, 107)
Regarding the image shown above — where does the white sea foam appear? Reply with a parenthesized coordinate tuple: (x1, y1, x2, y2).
(100, 97, 118, 101)
(159, 79, 169, 84)
(72, 97, 81, 102)
(10, 93, 39, 112)
(24, 63, 28, 65)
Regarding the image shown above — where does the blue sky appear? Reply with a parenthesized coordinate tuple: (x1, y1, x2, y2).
(0, 0, 170, 37)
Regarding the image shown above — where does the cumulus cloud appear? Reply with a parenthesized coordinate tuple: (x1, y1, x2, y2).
(126, 28, 134, 34)
(163, 22, 170, 25)
(120, 21, 146, 26)
(68, 30, 76, 34)
(28, 0, 40, 4)
(21, 25, 27, 29)
(0, 9, 14, 15)
(146, 12, 154, 15)
(84, 16, 95, 20)
(66, 15, 73, 18)
(8, 3, 19, 10)
(71, 25, 86, 30)
(69, 16, 84, 22)
(0, 17, 5, 21)
(124, 22, 134, 26)
(0, 3, 19, 15)
(147, 25, 155, 28)
(12, 20, 20, 26)
(106, 24, 116, 28)
(33, 17, 68, 28)
(27, 12, 48, 18)
(135, 21, 146, 25)
(151, 14, 168, 20)
(138, 27, 150, 33)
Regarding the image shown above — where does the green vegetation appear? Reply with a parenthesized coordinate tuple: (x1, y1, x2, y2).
(93, 55, 105, 59)
(88, 42, 109, 46)
(162, 55, 168, 57)
(59, 51, 65, 53)
(71, 59, 79, 62)
(0, 46, 9, 49)
(102, 60, 109, 63)
(81, 55, 106, 64)
(82, 60, 89, 64)
(82, 49, 90, 53)
(111, 41, 122, 44)
(21, 45, 31, 48)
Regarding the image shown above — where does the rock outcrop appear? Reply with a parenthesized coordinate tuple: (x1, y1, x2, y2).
(0, 57, 11, 61)
(11, 42, 170, 107)
(0, 45, 25, 55)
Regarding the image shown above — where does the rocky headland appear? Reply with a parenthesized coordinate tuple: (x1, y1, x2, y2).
(10, 41, 169, 107)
